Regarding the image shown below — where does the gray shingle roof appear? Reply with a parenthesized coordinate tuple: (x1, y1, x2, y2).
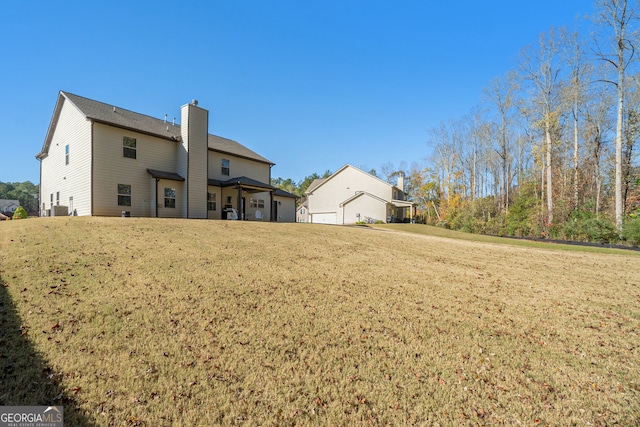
(274, 188, 297, 199)
(208, 176, 274, 190)
(57, 91, 274, 165)
(306, 178, 326, 193)
(63, 92, 182, 141)
(147, 169, 185, 181)
(207, 134, 273, 165)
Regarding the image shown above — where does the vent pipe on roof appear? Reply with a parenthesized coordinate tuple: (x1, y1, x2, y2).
(172, 117, 176, 126)
(192, 99, 198, 106)
(164, 114, 167, 123)
(112, 106, 116, 113)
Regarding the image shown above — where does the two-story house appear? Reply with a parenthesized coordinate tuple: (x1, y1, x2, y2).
(303, 164, 415, 224)
(36, 91, 296, 221)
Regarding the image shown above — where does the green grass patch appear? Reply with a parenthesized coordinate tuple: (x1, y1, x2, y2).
(1, 217, 639, 425)
(374, 223, 640, 255)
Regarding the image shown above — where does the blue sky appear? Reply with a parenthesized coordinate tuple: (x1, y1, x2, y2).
(1, 0, 594, 184)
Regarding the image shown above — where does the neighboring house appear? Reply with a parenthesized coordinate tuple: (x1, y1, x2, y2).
(305, 164, 415, 225)
(36, 91, 296, 220)
(0, 199, 20, 216)
(296, 198, 309, 222)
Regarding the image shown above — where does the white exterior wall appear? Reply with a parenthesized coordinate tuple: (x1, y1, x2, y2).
(40, 99, 92, 216)
(308, 166, 392, 224)
(342, 195, 387, 224)
(92, 123, 177, 217)
(296, 205, 309, 223)
(208, 151, 270, 183)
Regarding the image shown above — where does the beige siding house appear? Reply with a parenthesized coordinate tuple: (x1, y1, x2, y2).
(37, 91, 296, 220)
(305, 165, 415, 225)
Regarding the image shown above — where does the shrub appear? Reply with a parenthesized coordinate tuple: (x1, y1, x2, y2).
(623, 218, 640, 246)
(12, 206, 27, 220)
(562, 210, 618, 243)
(504, 183, 540, 237)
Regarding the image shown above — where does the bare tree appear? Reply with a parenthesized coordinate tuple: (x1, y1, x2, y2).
(484, 71, 519, 212)
(562, 28, 590, 210)
(521, 28, 564, 225)
(583, 74, 614, 215)
(594, 0, 640, 232)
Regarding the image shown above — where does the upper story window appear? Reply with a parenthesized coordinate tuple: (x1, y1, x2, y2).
(123, 136, 137, 159)
(65, 144, 69, 165)
(118, 184, 132, 206)
(221, 159, 230, 176)
(164, 188, 176, 208)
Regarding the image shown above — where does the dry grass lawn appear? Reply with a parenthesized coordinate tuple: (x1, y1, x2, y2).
(1, 217, 639, 426)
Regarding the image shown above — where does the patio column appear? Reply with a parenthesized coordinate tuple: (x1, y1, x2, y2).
(236, 185, 242, 220)
(269, 190, 274, 222)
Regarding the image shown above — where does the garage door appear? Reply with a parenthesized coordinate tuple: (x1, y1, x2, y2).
(312, 213, 337, 224)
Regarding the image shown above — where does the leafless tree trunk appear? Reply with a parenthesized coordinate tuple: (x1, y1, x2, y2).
(521, 29, 563, 225)
(595, 0, 639, 233)
(562, 28, 588, 211)
(583, 78, 612, 217)
(485, 71, 518, 213)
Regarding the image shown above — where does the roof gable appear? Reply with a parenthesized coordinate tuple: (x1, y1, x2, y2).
(340, 191, 388, 207)
(306, 164, 393, 194)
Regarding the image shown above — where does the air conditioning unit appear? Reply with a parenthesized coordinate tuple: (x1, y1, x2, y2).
(51, 206, 68, 217)
(121, 211, 131, 217)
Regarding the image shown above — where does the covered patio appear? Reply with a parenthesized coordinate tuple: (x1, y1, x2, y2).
(209, 176, 277, 221)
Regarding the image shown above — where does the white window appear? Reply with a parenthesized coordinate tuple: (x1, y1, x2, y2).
(65, 144, 69, 165)
(250, 198, 265, 209)
(123, 136, 136, 159)
(118, 184, 132, 206)
(164, 188, 176, 208)
(221, 159, 230, 176)
(56, 192, 60, 206)
(207, 192, 217, 211)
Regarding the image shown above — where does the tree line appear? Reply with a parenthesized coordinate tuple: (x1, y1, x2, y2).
(271, 170, 333, 198)
(273, 0, 640, 245)
(418, 0, 640, 244)
(0, 181, 39, 215)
